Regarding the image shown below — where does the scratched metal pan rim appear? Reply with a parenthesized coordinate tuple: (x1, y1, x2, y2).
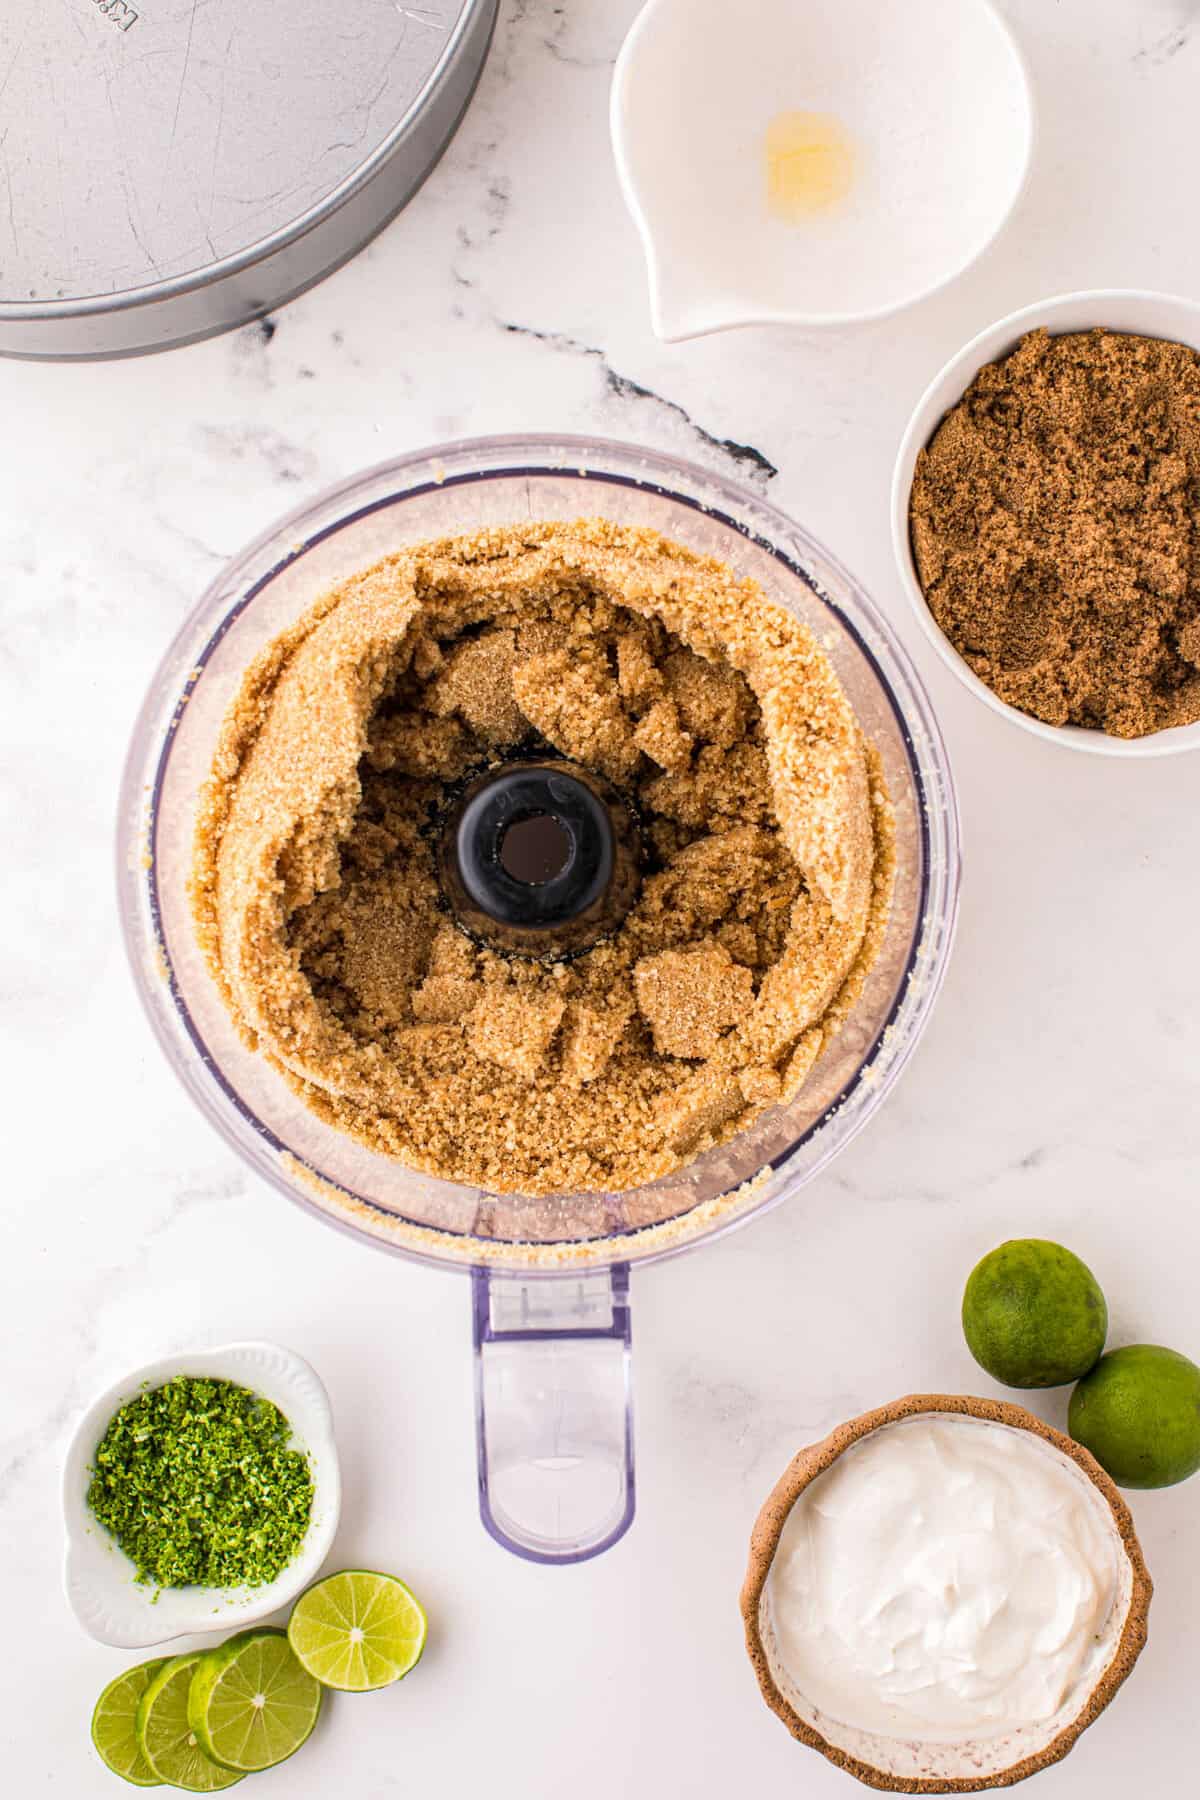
(0, 0, 498, 362)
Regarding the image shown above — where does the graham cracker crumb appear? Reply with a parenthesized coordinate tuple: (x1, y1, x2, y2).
(468, 988, 565, 1081)
(511, 643, 641, 783)
(561, 991, 635, 1087)
(191, 520, 893, 1196)
(411, 925, 481, 1022)
(664, 647, 752, 746)
(634, 940, 755, 1058)
(616, 631, 664, 710)
(632, 696, 693, 772)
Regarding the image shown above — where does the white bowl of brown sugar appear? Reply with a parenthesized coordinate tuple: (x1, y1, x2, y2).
(892, 290, 1200, 757)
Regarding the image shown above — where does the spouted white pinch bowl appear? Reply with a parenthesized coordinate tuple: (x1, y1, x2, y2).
(611, 0, 1034, 339)
(63, 1340, 341, 1649)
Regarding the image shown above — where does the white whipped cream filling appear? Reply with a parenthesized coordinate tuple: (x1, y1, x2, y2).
(766, 1415, 1120, 1741)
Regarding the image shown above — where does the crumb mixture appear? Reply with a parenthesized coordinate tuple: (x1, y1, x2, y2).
(910, 328, 1200, 737)
(193, 521, 894, 1196)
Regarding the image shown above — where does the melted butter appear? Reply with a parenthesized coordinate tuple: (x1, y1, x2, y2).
(765, 110, 857, 221)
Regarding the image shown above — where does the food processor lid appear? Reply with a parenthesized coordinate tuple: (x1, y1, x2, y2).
(0, 0, 485, 322)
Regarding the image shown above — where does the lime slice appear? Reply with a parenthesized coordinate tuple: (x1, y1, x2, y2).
(187, 1628, 323, 1772)
(91, 1659, 165, 1786)
(288, 1570, 428, 1691)
(135, 1655, 244, 1791)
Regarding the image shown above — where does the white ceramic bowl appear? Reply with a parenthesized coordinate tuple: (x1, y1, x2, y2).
(611, 0, 1034, 339)
(892, 289, 1200, 759)
(63, 1341, 340, 1649)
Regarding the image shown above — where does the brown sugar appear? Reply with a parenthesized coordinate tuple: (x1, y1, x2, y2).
(192, 520, 894, 1197)
(426, 629, 525, 743)
(633, 940, 755, 1059)
(632, 696, 693, 772)
(910, 328, 1200, 737)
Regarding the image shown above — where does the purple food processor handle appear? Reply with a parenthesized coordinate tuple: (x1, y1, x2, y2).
(471, 1266, 635, 1563)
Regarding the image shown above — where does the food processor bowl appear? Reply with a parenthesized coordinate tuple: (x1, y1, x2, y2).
(118, 436, 960, 1564)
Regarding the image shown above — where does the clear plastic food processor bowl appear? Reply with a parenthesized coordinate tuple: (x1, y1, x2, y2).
(118, 436, 960, 1564)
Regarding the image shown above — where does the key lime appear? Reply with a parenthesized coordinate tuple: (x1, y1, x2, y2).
(1070, 1344, 1200, 1489)
(288, 1570, 427, 1691)
(187, 1628, 323, 1772)
(136, 1655, 244, 1791)
(962, 1238, 1107, 1388)
(91, 1659, 165, 1786)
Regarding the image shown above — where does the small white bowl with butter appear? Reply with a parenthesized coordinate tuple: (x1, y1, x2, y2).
(611, 0, 1035, 338)
(742, 1396, 1151, 1792)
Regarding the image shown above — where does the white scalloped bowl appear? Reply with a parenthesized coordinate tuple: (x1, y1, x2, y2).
(63, 1341, 341, 1649)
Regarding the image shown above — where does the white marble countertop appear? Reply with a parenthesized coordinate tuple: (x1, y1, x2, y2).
(4, 1, 1200, 1793)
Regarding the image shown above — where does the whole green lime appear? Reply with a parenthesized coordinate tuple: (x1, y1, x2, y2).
(961, 1238, 1107, 1388)
(1070, 1344, 1200, 1489)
